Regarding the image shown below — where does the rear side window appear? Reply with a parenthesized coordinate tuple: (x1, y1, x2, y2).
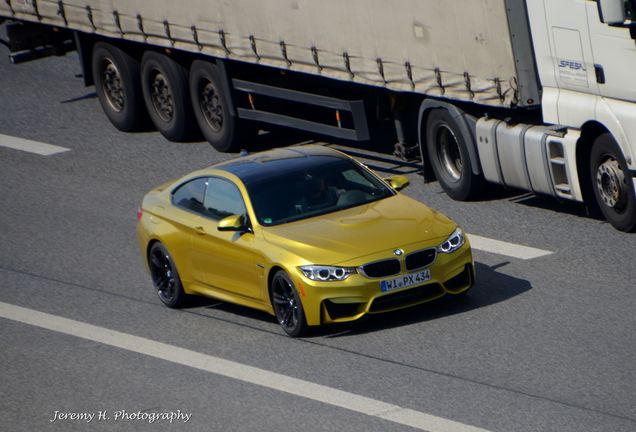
(172, 178, 207, 213)
(203, 178, 246, 220)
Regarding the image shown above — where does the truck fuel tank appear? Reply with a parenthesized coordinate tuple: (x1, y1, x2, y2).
(476, 118, 583, 202)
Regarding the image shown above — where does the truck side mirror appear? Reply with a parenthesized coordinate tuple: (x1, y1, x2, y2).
(598, 0, 627, 24)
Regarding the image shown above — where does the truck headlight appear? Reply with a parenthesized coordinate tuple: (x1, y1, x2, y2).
(299, 265, 356, 281)
(437, 227, 465, 254)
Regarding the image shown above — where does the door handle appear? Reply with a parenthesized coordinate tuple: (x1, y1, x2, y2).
(594, 64, 605, 84)
(194, 226, 206, 235)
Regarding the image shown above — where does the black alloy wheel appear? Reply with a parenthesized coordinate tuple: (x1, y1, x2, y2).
(270, 270, 307, 337)
(148, 243, 187, 308)
(141, 51, 197, 141)
(425, 108, 483, 200)
(91, 42, 148, 131)
(590, 133, 636, 232)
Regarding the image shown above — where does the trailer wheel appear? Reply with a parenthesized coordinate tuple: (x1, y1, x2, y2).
(189, 60, 251, 152)
(425, 108, 482, 200)
(141, 52, 196, 142)
(92, 43, 147, 132)
(590, 133, 636, 232)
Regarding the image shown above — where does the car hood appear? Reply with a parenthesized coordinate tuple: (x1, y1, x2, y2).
(261, 194, 457, 265)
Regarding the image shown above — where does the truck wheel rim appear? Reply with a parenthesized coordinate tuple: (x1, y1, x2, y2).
(150, 70, 174, 122)
(596, 157, 626, 210)
(436, 125, 462, 182)
(102, 59, 125, 112)
(200, 81, 223, 132)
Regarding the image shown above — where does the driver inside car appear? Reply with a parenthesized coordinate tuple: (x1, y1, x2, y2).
(296, 174, 340, 212)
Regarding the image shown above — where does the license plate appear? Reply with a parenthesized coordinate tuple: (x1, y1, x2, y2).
(380, 269, 431, 292)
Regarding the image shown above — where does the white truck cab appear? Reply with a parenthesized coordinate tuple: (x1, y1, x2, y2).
(476, 0, 636, 231)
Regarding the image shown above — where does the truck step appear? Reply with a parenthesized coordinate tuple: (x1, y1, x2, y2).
(555, 184, 571, 194)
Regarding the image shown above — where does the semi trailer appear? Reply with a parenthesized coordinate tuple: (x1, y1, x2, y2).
(1, 0, 635, 231)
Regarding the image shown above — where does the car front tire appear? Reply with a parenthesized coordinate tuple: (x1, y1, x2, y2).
(270, 270, 308, 337)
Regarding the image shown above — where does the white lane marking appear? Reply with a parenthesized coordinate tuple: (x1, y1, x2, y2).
(0, 134, 70, 156)
(468, 234, 553, 260)
(0, 301, 491, 432)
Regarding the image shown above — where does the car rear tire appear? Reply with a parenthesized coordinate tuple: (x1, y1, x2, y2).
(270, 270, 307, 337)
(148, 242, 187, 308)
(425, 108, 483, 200)
(92, 42, 147, 132)
(189, 60, 255, 152)
(141, 51, 197, 141)
(590, 133, 636, 232)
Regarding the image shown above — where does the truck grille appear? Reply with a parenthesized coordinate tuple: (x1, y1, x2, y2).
(359, 259, 400, 278)
(405, 248, 436, 271)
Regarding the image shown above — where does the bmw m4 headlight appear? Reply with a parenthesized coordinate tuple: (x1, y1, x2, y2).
(437, 227, 465, 254)
(299, 265, 356, 281)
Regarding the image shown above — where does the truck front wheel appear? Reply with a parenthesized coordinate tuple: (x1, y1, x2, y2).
(92, 42, 147, 132)
(189, 60, 252, 152)
(590, 133, 636, 232)
(425, 108, 482, 200)
(141, 52, 197, 142)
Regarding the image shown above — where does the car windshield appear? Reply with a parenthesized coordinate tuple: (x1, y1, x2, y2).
(246, 158, 394, 226)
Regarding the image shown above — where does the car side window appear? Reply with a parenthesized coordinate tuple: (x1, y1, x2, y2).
(172, 177, 207, 214)
(203, 178, 246, 220)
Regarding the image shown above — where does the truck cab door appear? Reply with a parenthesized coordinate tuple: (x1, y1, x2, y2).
(536, 0, 601, 125)
(586, 2, 636, 102)
(543, 0, 600, 95)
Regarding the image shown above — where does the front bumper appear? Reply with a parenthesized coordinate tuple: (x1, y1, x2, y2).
(294, 242, 474, 326)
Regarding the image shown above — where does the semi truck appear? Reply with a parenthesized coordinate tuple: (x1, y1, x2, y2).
(1, 0, 635, 231)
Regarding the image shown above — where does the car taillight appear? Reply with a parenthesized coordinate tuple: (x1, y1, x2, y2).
(137, 207, 143, 222)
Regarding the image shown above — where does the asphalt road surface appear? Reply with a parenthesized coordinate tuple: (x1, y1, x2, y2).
(1, 45, 635, 432)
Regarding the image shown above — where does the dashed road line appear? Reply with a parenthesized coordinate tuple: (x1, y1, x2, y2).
(0, 301, 492, 432)
(0, 133, 70, 156)
(468, 234, 553, 260)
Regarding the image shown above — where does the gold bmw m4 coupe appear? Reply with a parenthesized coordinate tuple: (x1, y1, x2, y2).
(137, 145, 474, 336)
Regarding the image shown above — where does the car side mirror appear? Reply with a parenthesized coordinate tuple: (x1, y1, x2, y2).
(598, 0, 627, 24)
(385, 175, 410, 191)
(218, 214, 248, 232)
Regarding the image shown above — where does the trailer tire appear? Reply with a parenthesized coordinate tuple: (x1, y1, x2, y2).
(189, 60, 250, 152)
(590, 133, 636, 232)
(92, 43, 147, 132)
(141, 52, 196, 142)
(425, 108, 482, 201)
